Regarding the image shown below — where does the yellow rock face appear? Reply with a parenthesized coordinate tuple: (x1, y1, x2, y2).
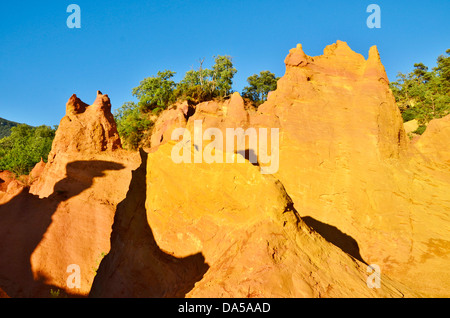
(254, 41, 450, 297)
(141, 41, 450, 297)
(144, 142, 415, 297)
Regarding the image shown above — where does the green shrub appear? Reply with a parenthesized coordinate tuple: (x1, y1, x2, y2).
(114, 102, 153, 150)
(401, 108, 416, 122)
(132, 70, 177, 113)
(242, 71, 279, 107)
(391, 49, 450, 127)
(0, 124, 56, 176)
(413, 125, 427, 135)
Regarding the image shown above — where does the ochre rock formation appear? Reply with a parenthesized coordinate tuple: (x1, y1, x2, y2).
(253, 41, 450, 297)
(0, 41, 449, 298)
(30, 91, 123, 198)
(0, 92, 139, 297)
(90, 142, 415, 297)
(143, 142, 414, 297)
(29, 158, 46, 182)
(150, 101, 190, 149)
(129, 41, 450, 297)
(409, 114, 450, 168)
(90, 149, 210, 297)
(0, 171, 15, 193)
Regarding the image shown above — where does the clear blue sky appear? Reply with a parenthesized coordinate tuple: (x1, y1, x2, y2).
(0, 0, 449, 127)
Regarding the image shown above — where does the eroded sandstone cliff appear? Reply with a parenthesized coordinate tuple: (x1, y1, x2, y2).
(0, 41, 449, 298)
(0, 91, 139, 297)
(123, 41, 450, 297)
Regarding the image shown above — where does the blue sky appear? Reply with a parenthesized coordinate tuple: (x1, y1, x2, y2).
(0, 0, 449, 127)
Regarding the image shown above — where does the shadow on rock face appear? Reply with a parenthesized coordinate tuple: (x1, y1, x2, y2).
(236, 148, 259, 166)
(302, 216, 367, 264)
(52, 161, 125, 200)
(90, 149, 209, 298)
(0, 160, 125, 297)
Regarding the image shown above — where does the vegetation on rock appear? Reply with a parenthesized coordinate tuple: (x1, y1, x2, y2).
(242, 71, 279, 106)
(390, 49, 450, 134)
(114, 101, 153, 150)
(0, 124, 56, 176)
(114, 55, 280, 150)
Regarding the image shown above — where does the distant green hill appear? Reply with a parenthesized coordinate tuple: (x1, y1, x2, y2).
(0, 117, 20, 139)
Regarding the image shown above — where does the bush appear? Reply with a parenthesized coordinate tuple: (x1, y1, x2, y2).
(0, 124, 56, 176)
(413, 125, 427, 135)
(115, 56, 239, 149)
(401, 108, 416, 122)
(390, 49, 450, 132)
(174, 55, 237, 103)
(114, 102, 153, 150)
(132, 70, 177, 113)
(242, 71, 279, 107)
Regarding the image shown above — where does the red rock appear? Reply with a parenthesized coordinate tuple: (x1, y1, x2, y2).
(0, 171, 14, 193)
(0, 91, 140, 297)
(29, 158, 46, 183)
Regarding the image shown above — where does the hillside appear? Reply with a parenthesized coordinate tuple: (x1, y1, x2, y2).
(0, 117, 19, 139)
